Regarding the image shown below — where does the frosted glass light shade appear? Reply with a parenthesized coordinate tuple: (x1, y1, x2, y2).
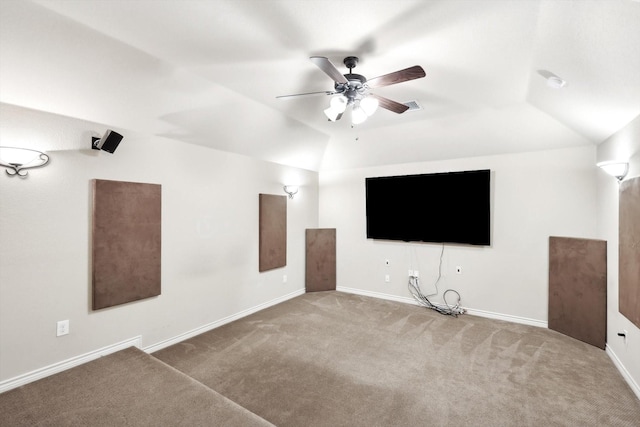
(330, 95, 348, 113)
(597, 161, 629, 182)
(324, 95, 348, 121)
(360, 96, 379, 116)
(324, 106, 340, 121)
(352, 105, 368, 124)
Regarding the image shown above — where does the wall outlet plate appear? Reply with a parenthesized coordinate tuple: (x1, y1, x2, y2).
(56, 320, 69, 337)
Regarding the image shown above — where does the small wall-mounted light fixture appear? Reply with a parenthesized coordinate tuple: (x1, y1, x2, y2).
(283, 185, 299, 199)
(92, 129, 123, 153)
(597, 161, 629, 182)
(0, 146, 50, 177)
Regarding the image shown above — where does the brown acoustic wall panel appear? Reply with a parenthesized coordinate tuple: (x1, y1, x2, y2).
(619, 176, 640, 329)
(549, 236, 607, 349)
(259, 194, 287, 272)
(92, 179, 161, 310)
(306, 228, 336, 292)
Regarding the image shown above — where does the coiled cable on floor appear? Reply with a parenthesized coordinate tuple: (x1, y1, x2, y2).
(408, 244, 466, 317)
(408, 276, 465, 317)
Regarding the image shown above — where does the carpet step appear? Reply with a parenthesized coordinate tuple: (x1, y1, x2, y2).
(0, 346, 274, 427)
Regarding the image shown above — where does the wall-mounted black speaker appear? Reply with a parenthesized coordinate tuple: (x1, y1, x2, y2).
(92, 130, 123, 153)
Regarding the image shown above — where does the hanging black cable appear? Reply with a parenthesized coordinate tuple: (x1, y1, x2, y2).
(408, 244, 465, 317)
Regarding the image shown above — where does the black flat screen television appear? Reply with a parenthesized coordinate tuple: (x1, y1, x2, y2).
(365, 169, 491, 245)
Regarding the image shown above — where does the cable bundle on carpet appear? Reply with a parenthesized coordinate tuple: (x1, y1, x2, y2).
(408, 244, 466, 317)
(408, 275, 466, 317)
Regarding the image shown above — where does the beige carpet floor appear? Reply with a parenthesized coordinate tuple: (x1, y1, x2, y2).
(0, 346, 273, 426)
(2, 291, 639, 426)
(154, 291, 640, 427)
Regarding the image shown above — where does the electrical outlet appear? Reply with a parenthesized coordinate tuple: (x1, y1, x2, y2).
(456, 266, 463, 274)
(56, 320, 69, 337)
(621, 329, 628, 344)
(283, 275, 287, 283)
(408, 269, 414, 277)
(385, 274, 390, 283)
(414, 270, 419, 277)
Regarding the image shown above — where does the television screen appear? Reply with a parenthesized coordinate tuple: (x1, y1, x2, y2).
(365, 169, 491, 245)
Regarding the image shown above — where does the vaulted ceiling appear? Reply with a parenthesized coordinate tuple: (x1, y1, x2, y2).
(1, 0, 639, 171)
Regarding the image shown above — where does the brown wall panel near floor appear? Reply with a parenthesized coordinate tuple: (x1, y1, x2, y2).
(548, 236, 607, 349)
(306, 229, 336, 292)
(619, 176, 640, 329)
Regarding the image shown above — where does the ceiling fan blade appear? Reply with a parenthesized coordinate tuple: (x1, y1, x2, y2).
(366, 65, 426, 88)
(370, 94, 410, 114)
(310, 56, 349, 84)
(276, 90, 336, 99)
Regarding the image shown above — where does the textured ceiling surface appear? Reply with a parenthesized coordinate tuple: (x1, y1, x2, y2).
(1, 0, 639, 171)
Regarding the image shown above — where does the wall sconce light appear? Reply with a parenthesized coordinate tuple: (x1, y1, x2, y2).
(91, 129, 123, 153)
(283, 185, 299, 199)
(597, 161, 629, 182)
(0, 146, 50, 177)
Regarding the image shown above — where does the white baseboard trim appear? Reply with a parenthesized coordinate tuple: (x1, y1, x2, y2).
(143, 288, 305, 354)
(337, 286, 419, 306)
(336, 286, 548, 328)
(606, 344, 640, 401)
(0, 290, 306, 394)
(464, 307, 548, 328)
(0, 336, 142, 394)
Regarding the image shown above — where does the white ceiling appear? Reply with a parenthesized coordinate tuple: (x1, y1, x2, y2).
(1, 0, 639, 171)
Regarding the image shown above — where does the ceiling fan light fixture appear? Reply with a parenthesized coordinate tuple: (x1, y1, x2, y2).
(324, 106, 341, 121)
(330, 95, 348, 113)
(360, 96, 379, 116)
(324, 95, 348, 121)
(352, 105, 368, 125)
(279, 56, 426, 124)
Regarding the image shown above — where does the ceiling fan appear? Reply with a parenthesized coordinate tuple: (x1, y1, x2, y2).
(277, 56, 426, 125)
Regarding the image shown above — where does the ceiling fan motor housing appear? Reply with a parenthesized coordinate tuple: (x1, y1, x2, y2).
(343, 56, 359, 70)
(337, 57, 367, 103)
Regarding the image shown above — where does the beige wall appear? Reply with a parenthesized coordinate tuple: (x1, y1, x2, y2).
(596, 114, 640, 397)
(319, 146, 598, 323)
(0, 103, 319, 382)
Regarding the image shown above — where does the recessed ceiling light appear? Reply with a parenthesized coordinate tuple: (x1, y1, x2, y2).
(547, 76, 567, 89)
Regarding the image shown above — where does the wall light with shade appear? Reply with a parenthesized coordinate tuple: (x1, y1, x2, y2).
(0, 146, 50, 177)
(597, 161, 629, 182)
(283, 185, 299, 199)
